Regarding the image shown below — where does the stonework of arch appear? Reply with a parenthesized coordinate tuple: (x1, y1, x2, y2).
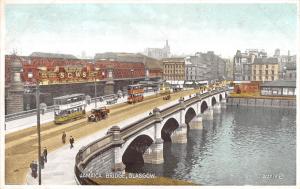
(201, 100, 209, 113)
(219, 94, 223, 101)
(122, 134, 154, 166)
(185, 107, 197, 126)
(161, 118, 180, 142)
(211, 96, 217, 106)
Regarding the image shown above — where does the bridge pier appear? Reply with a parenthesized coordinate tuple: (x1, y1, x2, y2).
(221, 98, 227, 109)
(171, 123, 187, 143)
(189, 115, 203, 130)
(214, 102, 221, 113)
(110, 126, 126, 173)
(143, 138, 164, 164)
(204, 107, 214, 121)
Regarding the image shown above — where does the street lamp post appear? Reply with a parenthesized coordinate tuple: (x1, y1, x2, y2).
(94, 67, 100, 108)
(28, 71, 42, 185)
(131, 69, 134, 85)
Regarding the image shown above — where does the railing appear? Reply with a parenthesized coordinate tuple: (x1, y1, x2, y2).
(74, 87, 228, 185)
(5, 106, 55, 122)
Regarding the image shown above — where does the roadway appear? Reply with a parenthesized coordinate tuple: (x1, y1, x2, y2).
(5, 91, 156, 134)
(5, 88, 200, 184)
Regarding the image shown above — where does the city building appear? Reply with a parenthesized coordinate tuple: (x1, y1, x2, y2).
(251, 58, 279, 82)
(260, 80, 296, 96)
(162, 57, 185, 81)
(144, 40, 170, 60)
(224, 58, 234, 80)
(233, 49, 267, 81)
(5, 52, 163, 114)
(94, 52, 163, 78)
(283, 64, 296, 81)
(184, 55, 207, 82)
(273, 49, 296, 79)
(185, 51, 226, 83)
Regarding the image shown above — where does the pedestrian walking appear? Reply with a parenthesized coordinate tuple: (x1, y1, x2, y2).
(69, 136, 74, 149)
(43, 147, 48, 163)
(62, 131, 66, 144)
(40, 154, 44, 169)
(30, 160, 38, 179)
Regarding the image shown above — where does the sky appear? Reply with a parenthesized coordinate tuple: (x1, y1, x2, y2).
(5, 3, 298, 58)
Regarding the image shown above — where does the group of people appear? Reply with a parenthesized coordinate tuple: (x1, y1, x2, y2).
(62, 131, 75, 149)
(30, 131, 75, 179)
(30, 147, 48, 179)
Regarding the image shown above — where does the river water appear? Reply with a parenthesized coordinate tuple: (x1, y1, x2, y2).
(127, 106, 296, 185)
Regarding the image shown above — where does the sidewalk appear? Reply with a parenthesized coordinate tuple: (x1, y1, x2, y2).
(26, 93, 193, 185)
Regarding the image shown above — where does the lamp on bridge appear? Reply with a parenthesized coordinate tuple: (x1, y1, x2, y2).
(27, 69, 42, 185)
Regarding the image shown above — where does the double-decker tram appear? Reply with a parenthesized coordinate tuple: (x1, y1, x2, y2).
(53, 93, 87, 124)
(127, 84, 144, 104)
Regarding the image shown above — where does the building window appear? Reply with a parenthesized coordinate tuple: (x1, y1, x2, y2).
(271, 76, 274, 80)
(272, 70, 274, 75)
(259, 70, 262, 75)
(259, 76, 262, 80)
(266, 70, 268, 75)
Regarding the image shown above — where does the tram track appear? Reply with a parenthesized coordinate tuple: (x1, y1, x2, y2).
(5, 88, 198, 184)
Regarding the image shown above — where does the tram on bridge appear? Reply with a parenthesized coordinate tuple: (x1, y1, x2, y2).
(53, 93, 86, 124)
(127, 84, 144, 104)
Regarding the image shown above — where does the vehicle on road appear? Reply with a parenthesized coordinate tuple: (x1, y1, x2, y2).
(163, 94, 171, 100)
(159, 82, 171, 95)
(53, 94, 86, 124)
(127, 84, 144, 104)
(106, 96, 118, 105)
(88, 107, 110, 122)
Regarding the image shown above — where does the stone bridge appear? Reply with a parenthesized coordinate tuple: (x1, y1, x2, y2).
(74, 88, 229, 184)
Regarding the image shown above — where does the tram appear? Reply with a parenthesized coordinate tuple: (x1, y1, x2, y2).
(53, 93, 87, 124)
(159, 82, 171, 95)
(127, 84, 144, 104)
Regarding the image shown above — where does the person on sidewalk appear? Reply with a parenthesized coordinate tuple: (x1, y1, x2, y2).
(30, 160, 38, 179)
(62, 131, 66, 144)
(43, 147, 48, 163)
(69, 136, 74, 149)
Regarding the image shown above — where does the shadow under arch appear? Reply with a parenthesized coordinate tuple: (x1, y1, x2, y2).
(185, 107, 197, 126)
(122, 134, 153, 167)
(161, 118, 179, 142)
(211, 96, 217, 106)
(201, 101, 208, 113)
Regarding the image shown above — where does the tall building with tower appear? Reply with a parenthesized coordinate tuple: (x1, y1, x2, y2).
(145, 40, 171, 60)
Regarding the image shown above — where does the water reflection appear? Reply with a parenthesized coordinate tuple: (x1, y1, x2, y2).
(126, 106, 296, 185)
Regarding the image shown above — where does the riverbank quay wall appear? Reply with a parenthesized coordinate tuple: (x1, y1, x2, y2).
(227, 97, 296, 108)
(74, 88, 229, 185)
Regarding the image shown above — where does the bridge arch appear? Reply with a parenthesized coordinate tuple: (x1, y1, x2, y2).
(161, 118, 179, 142)
(219, 94, 223, 101)
(201, 100, 208, 113)
(185, 107, 196, 126)
(211, 96, 217, 106)
(122, 134, 153, 166)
